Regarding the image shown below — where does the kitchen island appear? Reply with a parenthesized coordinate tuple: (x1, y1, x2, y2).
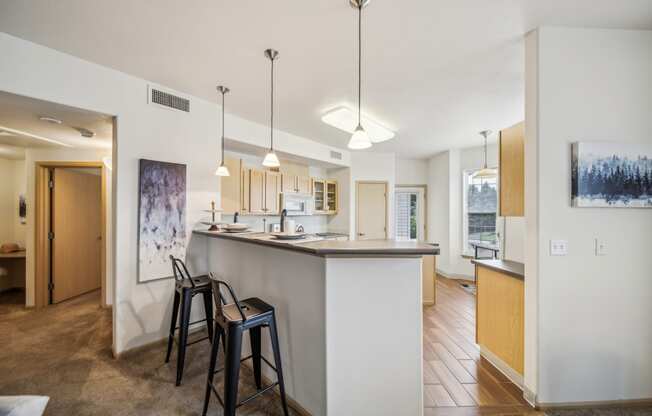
(193, 230, 439, 416)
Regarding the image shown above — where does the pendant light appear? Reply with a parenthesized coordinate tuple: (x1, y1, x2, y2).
(262, 48, 281, 168)
(348, 0, 372, 150)
(215, 85, 230, 176)
(473, 130, 496, 179)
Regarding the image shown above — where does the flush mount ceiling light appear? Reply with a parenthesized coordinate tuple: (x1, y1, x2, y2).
(262, 48, 281, 168)
(321, 106, 395, 143)
(215, 85, 231, 177)
(74, 127, 96, 138)
(473, 130, 497, 179)
(347, 0, 372, 150)
(39, 116, 63, 124)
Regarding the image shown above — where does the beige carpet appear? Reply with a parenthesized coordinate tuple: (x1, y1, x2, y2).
(0, 290, 294, 416)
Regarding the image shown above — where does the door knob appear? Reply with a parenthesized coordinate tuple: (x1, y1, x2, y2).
(358, 232, 365, 236)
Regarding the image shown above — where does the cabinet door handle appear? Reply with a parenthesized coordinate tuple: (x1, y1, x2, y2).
(358, 232, 365, 236)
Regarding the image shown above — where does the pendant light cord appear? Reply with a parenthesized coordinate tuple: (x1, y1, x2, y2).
(270, 56, 274, 151)
(483, 135, 487, 169)
(221, 90, 225, 165)
(357, 4, 362, 127)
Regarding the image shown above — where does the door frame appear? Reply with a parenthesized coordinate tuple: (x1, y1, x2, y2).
(395, 185, 428, 241)
(355, 181, 388, 239)
(34, 161, 107, 308)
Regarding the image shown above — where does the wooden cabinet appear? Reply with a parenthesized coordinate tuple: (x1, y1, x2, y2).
(312, 179, 338, 214)
(476, 264, 524, 375)
(297, 176, 311, 194)
(264, 171, 282, 214)
(326, 181, 337, 212)
(220, 157, 244, 214)
(282, 174, 297, 193)
(248, 169, 265, 214)
(282, 174, 312, 194)
(499, 121, 524, 217)
(313, 179, 326, 212)
(422, 255, 436, 306)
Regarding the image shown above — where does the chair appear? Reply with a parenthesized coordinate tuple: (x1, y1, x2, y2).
(165, 255, 214, 386)
(202, 274, 289, 416)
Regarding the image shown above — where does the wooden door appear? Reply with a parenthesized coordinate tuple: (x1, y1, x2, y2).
(51, 168, 101, 303)
(220, 157, 242, 214)
(356, 182, 387, 240)
(249, 169, 265, 213)
(264, 171, 282, 214)
(282, 174, 297, 193)
(296, 176, 311, 194)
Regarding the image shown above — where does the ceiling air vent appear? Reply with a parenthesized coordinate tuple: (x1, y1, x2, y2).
(148, 85, 190, 113)
(330, 150, 343, 160)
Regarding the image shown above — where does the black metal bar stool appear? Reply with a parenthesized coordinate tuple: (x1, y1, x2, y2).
(165, 255, 214, 386)
(202, 274, 289, 416)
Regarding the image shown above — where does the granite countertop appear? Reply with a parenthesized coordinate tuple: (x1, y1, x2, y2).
(472, 259, 524, 279)
(194, 230, 440, 257)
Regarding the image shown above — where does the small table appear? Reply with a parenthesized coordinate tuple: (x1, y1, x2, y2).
(0, 250, 26, 289)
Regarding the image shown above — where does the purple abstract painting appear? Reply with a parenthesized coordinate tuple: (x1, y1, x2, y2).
(138, 159, 187, 282)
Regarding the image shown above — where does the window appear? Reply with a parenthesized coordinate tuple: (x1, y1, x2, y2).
(463, 170, 498, 255)
(395, 188, 425, 241)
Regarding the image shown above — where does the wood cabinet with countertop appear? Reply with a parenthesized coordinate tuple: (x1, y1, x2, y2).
(473, 259, 524, 378)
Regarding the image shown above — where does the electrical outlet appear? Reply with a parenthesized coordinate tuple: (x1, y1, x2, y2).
(550, 240, 568, 256)
(595, 238, 607, 256)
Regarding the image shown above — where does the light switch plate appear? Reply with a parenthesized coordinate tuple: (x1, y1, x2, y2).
(595, 238, 607, 256)
(550, 240, 568, 256)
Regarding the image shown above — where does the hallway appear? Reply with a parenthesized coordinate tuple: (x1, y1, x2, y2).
(423, 276, 538, 415)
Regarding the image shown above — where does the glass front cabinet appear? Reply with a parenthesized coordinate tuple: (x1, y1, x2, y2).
(312, 179, 338, 214)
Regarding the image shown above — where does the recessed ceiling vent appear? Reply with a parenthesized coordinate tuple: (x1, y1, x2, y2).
(330, 150, 343, 160)
(148, 85, 190, 113)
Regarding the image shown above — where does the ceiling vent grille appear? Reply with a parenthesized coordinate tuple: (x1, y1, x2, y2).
(330, 150, 343, 160)
(148, 86, 190, 113)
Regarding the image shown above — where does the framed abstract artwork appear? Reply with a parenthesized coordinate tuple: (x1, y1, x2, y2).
(571, 142, 652, 208)
(137, 159, 187, 283)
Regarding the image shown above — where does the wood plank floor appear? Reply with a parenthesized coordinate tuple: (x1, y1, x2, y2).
(423, 276, 542, 416)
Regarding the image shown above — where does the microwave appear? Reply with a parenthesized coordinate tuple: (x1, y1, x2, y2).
(281, 193, 314, 216)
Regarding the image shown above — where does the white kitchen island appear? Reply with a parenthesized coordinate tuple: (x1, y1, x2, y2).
(194, 230, 439, 416)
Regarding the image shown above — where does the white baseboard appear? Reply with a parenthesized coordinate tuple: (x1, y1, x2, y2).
(479, 346, 524, 389)
(436, 268, 474, 281)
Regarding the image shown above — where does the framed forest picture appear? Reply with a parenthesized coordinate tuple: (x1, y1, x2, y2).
(571, 142, 652, 208)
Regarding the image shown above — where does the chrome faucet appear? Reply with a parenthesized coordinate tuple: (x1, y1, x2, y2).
(280, 209, 287, 232)
(233, 212, 239, 223)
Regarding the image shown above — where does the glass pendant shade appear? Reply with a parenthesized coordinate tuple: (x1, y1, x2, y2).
(473, 167, 497, 178)
(348, 124, 372, 150)
(215, 164, 230, 176)
(262, 150, 280, 168)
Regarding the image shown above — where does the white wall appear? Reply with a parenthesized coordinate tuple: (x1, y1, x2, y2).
(528, 27, 652, 404)
(0, 32, 354, 354)
(349, 152, 396, 239)
(396, 158, 428, 185)
(0, 158, 16, 244)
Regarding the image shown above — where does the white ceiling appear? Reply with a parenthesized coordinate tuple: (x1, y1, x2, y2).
(1, 0, 650, 158)
(0, 91, 113, 154)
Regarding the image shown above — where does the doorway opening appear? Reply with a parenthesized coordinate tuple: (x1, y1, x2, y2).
(395, 186, 426, 241)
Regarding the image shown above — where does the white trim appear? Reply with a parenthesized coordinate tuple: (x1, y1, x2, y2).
(479, 346, 524, 389)
(435, 268, 474, 281)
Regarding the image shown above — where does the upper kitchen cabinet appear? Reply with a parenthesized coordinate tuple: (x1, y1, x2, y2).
(220, 157, 243, 214)
(499, 121, 524, 217)
(248, 168, 266, 214)
(297, 176, 311, 194)
(313, 178, 338, 214)
(281, 174, 312, 194)
(264, 171, 282, 214)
